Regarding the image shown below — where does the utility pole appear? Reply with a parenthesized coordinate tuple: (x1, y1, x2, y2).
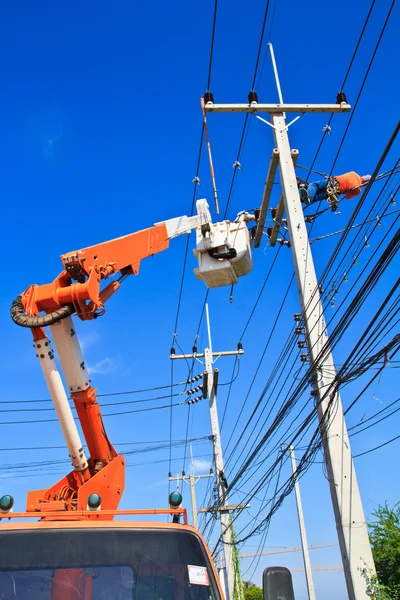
(287, 445, 316, 600)
(202, 45, 375, 600)
(171, 304, 246, 600)
(168, 445, 213, 529)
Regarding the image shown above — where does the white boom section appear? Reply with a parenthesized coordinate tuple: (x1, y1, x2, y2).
(159, 198, 212, 240)
(34, 337, 88, 471)
(50, 317, 91, 393)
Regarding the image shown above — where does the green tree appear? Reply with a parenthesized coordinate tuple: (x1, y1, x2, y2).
(243, 585, 263, 600)
(368, 502, 400, 598)
(242, 581, 255, 590)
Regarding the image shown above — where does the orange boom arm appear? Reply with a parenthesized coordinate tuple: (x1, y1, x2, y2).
(16, 223, 169, 323)
(10, 201, 253, 517)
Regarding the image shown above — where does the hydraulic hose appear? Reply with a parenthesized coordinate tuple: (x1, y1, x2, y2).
(10, 295, 75, 328)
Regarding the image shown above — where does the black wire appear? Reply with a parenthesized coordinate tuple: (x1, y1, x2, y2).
(221, 236, 398, 506)
(239, 246, 283, 342)
(220, 357, 240, 430)
(348, 396, 400, 432)
(223, 114, 250, 219)
(0, 399, 187, 426)
(168, 359, 175, 478)
(231, 262, 396, 496)
(206, 0, 219, 91)
(351, 405, 400, 438)
(219, 250, 288, 432)
(303, 0, 378, 182)
(0, 391, 189, 413)
(223, 276, 295, 463)
(222, 144, 396, 492)
(243, 454, 283, 578)
(267, 0, 278, 41)
(300, 127, 400, 365)
(172, 125, 205, 339)
(0, 436, 211, 453)
(223, 0, 275, 219)
(182, 405, 191, 474)
(251, 0, 271, 89)
(1, 379, 198, 405)
(354, 433, 400, 458)
(329, 0, 396, 176)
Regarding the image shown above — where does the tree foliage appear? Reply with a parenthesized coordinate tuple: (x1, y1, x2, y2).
(368, 502, 400, 598)
(243, 584, 263, 600)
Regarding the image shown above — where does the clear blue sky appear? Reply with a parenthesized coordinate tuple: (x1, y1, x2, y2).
(0, 0, 399, 598)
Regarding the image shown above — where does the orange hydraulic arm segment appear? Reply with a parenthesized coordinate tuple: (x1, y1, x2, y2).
(10, 222, 174, 516)
(15, 222, 169, 322)
(10, 203, 221, 517)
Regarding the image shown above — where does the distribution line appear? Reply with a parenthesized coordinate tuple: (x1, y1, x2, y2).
(328, 0, 397, 176)
(209, 55, 400, 540)
(220, 250, 288, 431)
(348, 397, 400, 432)
(354, 434, 400, 458)
(223, 230, 398, 496)
(299, 128, 400, 373)
(202, 9, 396, 556)
(206, 251, 396, 541)
(223, 0, 273, 218)
(206, 0, 219, 91)
(310, 209, 400, 244)
(1, 379, 200, 404)
(0, 436, 213, 453)
(304, 0, 377, 181)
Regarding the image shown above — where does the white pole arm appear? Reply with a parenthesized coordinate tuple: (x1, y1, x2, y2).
(33, 337, 88, 472)
(50, 317, 91, 394)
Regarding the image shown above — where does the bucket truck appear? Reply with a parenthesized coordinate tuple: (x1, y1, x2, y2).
(0, 200, 253, 599)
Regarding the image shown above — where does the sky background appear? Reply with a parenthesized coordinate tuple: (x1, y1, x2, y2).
(0, 0, 399, 598)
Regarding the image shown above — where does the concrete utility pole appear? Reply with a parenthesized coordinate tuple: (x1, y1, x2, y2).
(171, 304, 246, 600)
(168, 445, 213, 529)
(202, 44, 375, 600)
(288, 445, 316, 600)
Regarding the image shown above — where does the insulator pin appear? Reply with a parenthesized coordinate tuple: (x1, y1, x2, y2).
(204, 90, 214, 104)
(248, 90, 259, 104)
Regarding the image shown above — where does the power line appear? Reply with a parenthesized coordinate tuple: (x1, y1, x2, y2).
(354, 433, 400, 458)
(0, 378, 200, 405)
(303, 0, 378, 181)
(206, 0, 219, 91)
(328, 0, 396, 176)
(251, 0, 271, 89)
(206, 236, 399, 542)
(310, 209, 400, 244)
(223, 0, 274, 219)
(348, 396, 400, 433)
(212, 35, 400, 528)
(0, 436, 212, 453)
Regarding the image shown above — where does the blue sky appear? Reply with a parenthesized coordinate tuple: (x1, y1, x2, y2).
(0, 0, 399, 598)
